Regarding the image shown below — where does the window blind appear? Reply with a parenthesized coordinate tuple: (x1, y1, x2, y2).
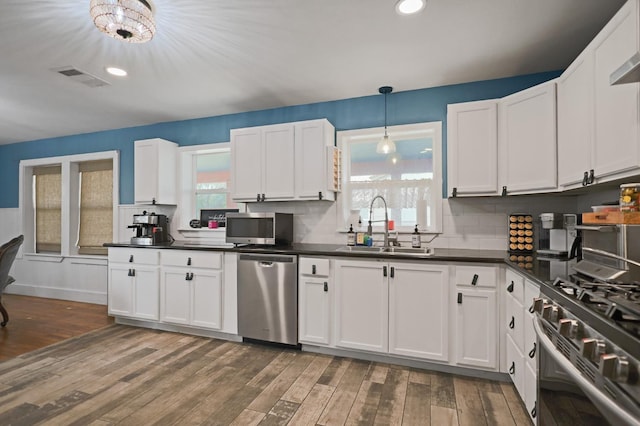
(77, 160, 113, 255)
(34, 165, 62, 253)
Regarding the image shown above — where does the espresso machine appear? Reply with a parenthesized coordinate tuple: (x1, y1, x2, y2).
(537, 213, 579, 258)
(128, 211, 170, 245)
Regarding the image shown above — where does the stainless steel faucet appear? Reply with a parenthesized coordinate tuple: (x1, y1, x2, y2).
(367, 195, 389, 248)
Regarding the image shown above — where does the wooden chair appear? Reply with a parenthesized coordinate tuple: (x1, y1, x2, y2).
(0, 235, 24, 327)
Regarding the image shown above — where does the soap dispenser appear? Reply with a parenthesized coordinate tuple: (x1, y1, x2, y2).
(347, 224, 356, 246)
(412, 225, 421, 248)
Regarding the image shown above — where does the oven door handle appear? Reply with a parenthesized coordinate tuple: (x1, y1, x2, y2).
(533, 317, 640, 426)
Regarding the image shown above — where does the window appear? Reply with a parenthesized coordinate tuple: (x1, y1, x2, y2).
(20, 151, 119, 257)
(77, 160, 113, 255)
(177, 143, 237, 230)
(338, 122, 442, 233)
(195, 150, 237, 212)
(33, 165, 62, 253)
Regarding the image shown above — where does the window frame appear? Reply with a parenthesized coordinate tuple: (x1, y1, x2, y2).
(19, 151, 119, 259)
(336, 122, 443, 234)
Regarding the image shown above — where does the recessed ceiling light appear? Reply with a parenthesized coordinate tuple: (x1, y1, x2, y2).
(396, 0, 426, 15)
(106, 66, 127, 77)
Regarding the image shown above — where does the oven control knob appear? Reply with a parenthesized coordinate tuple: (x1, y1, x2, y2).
(532, 298, 546, 314)
(599, 354, 619, 379)
(558, 319, 579, 339)
(549, 306, 561, 323)
(581, 338, 606, 362)
(615, 357, 630, 383)
(541, 304, 554, 320)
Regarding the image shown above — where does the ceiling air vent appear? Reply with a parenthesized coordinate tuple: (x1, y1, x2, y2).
(51, 66, 110, 88)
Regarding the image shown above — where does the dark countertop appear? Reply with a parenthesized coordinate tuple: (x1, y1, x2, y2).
(105, 241, 572, 285)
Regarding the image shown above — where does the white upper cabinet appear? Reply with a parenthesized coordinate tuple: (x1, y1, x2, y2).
(231, 119, 338, 202)
(592, 0, 640, 181)
(558, 0, 640, 189)
(498, 80, 558, 195)
(134, 138, 178, 205)
(294, 119, 338, 201)
(447, 100, 499, 197)
(557, 49, 595, 188)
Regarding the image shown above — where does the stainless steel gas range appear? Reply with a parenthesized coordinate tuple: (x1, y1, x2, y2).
(532, 257, 640, 425)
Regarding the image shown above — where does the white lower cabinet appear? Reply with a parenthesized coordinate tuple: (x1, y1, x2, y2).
(334, 259, 388, 353)
(108, 264, 160, 320)
(332, 259, 450, 362)
(454, 265, 499, 370)
(298, 257, 332, 345)
(108, 248, 160, 321)
(389, 263, 449, 361)
(505, 268, 540, 423)
(160, 251, 224, 330)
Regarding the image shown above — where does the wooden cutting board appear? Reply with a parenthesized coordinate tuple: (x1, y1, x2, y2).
(582, 211, 640, 224)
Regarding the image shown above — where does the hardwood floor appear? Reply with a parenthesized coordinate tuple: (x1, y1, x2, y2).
(0, 296, 531, 425)
(0, 294, 114, 361)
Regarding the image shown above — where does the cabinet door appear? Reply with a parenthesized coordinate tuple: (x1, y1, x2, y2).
(389, 263, 449, 361)
(108, 264, 133, 316)
(524, 362, 537, 422)
(455, 288, 498, 369)
(295, 120, 334, 200)
(299, 276, 331, 345)
(160, 268, 190, 325)
(447, 100, 499, 196)
(557, 51, 595, 188)
(262, 124, 295, 200)
(231, 127, 263, 201)
(191, 269, 223, 330)
(134, 140, 158, 204)
(593, 0, 640, 180)
(334, 260, 388, 353)
(499, 81, 557, 194)
(133, 266, 160, 320)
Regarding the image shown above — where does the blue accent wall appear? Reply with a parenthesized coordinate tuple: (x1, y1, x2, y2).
(0, 71, 560, 208)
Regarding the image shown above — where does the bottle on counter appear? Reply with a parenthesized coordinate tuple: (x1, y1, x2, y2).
(412, 225, 421, 248)
(347, 224, 356, 246)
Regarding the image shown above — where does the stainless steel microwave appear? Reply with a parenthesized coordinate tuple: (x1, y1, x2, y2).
(225, 212, 294, 246)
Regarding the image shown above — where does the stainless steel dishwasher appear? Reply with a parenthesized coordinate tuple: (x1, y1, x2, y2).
(237, 253, 298, 345)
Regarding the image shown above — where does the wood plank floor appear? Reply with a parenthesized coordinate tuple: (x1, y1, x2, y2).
(0, 296, 531, 425)
(0, 294, 114, 361)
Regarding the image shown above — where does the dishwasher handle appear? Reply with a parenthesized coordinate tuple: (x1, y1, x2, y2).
(259, 261, 274, 267)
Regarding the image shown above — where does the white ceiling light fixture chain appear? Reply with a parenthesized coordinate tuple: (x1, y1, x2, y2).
(90, 0, 156, 43)
(376, 86, 396, 155)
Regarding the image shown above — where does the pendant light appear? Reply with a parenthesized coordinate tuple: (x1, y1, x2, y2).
(376, 86, 396, 154)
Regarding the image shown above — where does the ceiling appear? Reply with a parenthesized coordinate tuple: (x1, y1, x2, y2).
(0, 0, 626, 146)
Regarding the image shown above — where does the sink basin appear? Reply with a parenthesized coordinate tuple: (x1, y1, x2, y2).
(335, 246, 434, 256)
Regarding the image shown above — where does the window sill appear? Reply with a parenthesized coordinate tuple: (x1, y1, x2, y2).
(23, 253, 108, 265)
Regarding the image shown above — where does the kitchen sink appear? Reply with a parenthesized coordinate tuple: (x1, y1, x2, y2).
(335, 246, 434, 257)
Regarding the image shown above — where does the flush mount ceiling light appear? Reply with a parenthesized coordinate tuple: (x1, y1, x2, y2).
(90, 0, 156, 43)
(106, 66, 127, 76)
(396, 0, 426, 15)
(376, 86, 396, 155)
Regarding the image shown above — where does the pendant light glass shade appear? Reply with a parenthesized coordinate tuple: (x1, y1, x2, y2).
(90, 0, 156, 43)
(377, 133, 396, 154)
(376, 86, 396, 154)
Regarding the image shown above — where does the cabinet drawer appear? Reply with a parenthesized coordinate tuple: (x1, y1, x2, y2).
(108, 248, 159, 265)
(524, 312, 537, 369)
(506, 334, 525, 401)
(506, 295, 525, 352)
(299, 257, 330, 277)
(456, 265, 497, 288)
(505, 269, 525, 303)
(161, 250, 222, 269)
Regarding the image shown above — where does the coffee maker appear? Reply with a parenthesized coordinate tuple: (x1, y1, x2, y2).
(537, 213, 579, 258)
(128, 211, 170, 245)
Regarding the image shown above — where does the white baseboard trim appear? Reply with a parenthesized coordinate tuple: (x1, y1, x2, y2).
(5, 283, 107, 305)
(114, 317, 242, 342)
